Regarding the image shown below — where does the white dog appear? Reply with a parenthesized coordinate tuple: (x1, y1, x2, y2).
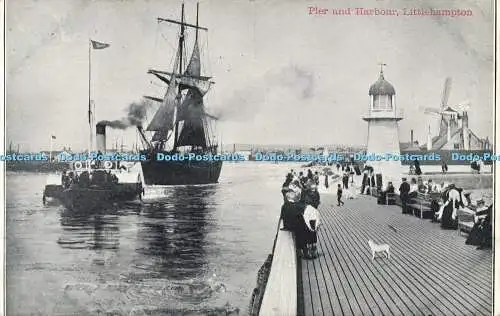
(368, 239, 390, 261)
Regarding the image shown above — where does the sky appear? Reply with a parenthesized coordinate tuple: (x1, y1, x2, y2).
(6, 0, 494, 151)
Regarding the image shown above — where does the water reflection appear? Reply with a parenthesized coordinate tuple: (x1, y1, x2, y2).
(134, 186, 216, 281)
(58, 209, 120, 250)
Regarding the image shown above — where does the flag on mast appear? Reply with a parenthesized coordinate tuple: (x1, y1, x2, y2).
(51, 135, 56, 140)
(91, 40, 110, 49)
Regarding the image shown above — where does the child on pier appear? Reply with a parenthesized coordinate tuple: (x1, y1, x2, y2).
(337, 184, 344, 206)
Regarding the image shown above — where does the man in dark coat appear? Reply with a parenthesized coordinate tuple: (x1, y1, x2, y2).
(399, 178, 410, 214)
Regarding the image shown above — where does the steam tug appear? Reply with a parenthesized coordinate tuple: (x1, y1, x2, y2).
(43, 124, 143, 211)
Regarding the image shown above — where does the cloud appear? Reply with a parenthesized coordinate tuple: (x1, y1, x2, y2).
(211, 65, 314, 121)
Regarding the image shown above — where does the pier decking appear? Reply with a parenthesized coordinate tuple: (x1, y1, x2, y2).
(300, 194, 492, 316)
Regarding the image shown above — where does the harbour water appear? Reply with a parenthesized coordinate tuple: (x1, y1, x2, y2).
(6, 162, 493, 315)
(6, 162, 295, 315)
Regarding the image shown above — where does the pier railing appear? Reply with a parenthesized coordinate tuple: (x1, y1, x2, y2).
(259, 219, 297, 315)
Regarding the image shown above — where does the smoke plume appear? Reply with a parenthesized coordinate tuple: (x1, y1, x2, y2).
(211, 65, 314, 122)
(98, 98, 153, 129)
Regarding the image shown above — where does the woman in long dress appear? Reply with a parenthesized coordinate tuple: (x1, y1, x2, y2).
(298, 202, 320, 259)
(438, 185, 467, 229)
(280, 179, 305, 231)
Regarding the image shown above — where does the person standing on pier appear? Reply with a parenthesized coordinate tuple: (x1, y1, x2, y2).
(299, 172, 307, 186)
(304, 179, 320, 208)
(361, 169, 368, 194)
(441, 161, 448, 173)
(280, 179, 304, 231)
(342, 171, 349, 189)
(399, 178, 410, 214)
(307, 169, 314, 180)
(281, 173, 294, 202)
(300, 202, 320, 259)
(337, 184, 345, 206)
(414, 158, 422, 175)
(324, 173, 329, 189)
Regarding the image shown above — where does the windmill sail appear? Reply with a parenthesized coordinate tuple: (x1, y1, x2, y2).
(438, 77, 452, 138)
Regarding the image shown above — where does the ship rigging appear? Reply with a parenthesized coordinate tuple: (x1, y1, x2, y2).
(137, 2, 223, 185)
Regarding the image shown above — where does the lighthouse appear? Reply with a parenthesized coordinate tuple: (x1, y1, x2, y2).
(362, 64, 403, 187)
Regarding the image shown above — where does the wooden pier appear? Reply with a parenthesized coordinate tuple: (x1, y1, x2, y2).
(299, 194, 492, 316)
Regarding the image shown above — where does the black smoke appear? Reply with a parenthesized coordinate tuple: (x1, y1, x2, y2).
(98, 99, 153, 130)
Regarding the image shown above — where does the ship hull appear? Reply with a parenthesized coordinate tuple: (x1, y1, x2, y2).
(60, 184, 141, 211)
(44, 184, 63, 198)
(140, 155, 223, 185)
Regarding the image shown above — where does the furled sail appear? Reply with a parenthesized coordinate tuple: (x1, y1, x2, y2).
(149, 69, 212, 96)
(149, 41, 212, 96)
(181, 76, 212, 96)
(146, 49, 180, 132)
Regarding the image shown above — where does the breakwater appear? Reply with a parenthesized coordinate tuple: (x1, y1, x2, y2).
(248, 254, 272, 315)
(6, 160, 69, 172)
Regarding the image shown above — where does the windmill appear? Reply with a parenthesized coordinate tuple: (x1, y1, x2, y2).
(419, 77, 471, 146)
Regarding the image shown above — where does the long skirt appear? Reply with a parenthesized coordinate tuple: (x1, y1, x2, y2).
(281, 202, 304, 230)
(296, 217, 317, 250)
(466, 220, 492, 247)
(465, 223, 482, 245)
(440, 203, 457, 229)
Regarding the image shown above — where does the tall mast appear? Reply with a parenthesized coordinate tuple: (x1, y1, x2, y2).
(173, 3, 185, 150)
(196, 2, 199, 42)
(88, 40, 92, 172)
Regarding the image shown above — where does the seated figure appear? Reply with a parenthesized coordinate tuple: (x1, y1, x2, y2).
(466, 202, 492, 249)
(378, 182, 394, 205)
(409, 178, 418, 198)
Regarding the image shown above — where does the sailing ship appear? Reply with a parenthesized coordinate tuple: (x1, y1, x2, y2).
(137, 3, 222, 185)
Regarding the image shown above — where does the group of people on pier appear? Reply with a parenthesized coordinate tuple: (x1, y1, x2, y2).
(280, 169, 321, 259)
(398, 177, 492, 249)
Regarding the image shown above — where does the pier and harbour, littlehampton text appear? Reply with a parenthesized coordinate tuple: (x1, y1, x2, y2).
(307, 7, 473, 17)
